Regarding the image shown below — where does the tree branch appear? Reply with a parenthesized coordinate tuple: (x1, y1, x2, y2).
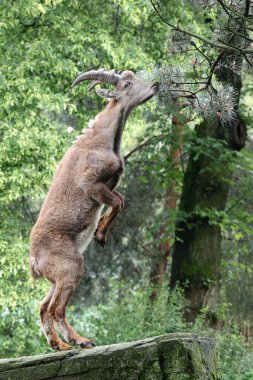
(244, 0, 251, 17)
(150, 0, 253, 54)
(191, 42, 212, 67)
(226, 26, 253, 44)
(203, 32, 237, 90)
(216, 0, 230, 16)
(111, 227, 154, 256)
(124, 134, 163, 161)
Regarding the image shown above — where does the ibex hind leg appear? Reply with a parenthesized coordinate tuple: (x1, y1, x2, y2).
(56, 316, 95, 348)
(49, 283, 95, 349)
(45, 249, 95, 350)
(40, 284, 73, 351)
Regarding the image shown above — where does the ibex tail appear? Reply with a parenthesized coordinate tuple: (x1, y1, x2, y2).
(29, 254, 42, 279)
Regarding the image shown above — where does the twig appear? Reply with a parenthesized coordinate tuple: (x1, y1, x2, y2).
(226, 27, 253, 44)
(221, 1, 252, 21)
(191, 42, 212, 67)
(217, 38, 253, 66)
(205, 48, 227, 89)
(124, 134, 163, 161)
(111, 227, 154, 256)
(216, 0, 230, 16)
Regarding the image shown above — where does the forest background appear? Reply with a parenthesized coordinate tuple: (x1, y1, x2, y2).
(1, 1, 253, 379)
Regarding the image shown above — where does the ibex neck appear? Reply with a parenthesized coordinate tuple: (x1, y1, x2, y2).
(88, 101, 131, 154)
(111, 103, 130, 154)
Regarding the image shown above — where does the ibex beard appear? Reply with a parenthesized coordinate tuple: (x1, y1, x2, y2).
(29, 68, 159, 351)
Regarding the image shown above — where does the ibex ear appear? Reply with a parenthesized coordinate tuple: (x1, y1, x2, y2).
(96, 88, 117, 99)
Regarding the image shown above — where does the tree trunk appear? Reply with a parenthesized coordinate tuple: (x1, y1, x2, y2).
(150, 115, 184, 300)
(170, 123, 231, 322)
(170, 32, 247, 321)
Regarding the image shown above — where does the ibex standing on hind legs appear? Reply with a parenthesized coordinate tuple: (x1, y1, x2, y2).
(29, 68, 159, 351)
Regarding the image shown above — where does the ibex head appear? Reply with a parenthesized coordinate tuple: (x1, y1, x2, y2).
(71, 68, 159, 109)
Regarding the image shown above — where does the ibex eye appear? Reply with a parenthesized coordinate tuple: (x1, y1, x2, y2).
(124, 82, 131, 88)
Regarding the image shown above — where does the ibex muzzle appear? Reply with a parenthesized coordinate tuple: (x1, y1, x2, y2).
(29, 68, 159, 351)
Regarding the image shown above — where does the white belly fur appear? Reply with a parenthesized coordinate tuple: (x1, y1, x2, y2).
(74, 206, 103, 254)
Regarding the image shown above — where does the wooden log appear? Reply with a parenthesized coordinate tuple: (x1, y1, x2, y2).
(0, 333, 221, 380)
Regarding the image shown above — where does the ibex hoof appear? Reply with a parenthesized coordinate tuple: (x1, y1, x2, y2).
(74, 337, 96, 349)
(80, 341, 96, 348)
(94, 232, 107, 247)
(52, 341, 73, 351)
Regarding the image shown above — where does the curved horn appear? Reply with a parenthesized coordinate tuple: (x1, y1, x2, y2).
(71, 68, 121, 88)
(88, 80, 102, 92)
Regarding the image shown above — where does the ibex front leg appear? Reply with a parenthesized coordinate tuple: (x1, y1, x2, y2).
(92, 184, 124, 247)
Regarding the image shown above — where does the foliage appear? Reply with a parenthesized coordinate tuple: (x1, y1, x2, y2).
(69, 283, 253, 380)
(0, 238, 49, 357)
(221, 142, 253, 322)
(215, 325, 253, 380)
(0, 0, 166, 358)
(1, 3, 253, 380)
(73, 282, 189, 344)
(148, 0, 253, 123)
(2, 276, 252, 380)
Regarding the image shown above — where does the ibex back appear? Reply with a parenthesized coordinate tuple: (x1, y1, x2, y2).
(29, 68, 159, 351)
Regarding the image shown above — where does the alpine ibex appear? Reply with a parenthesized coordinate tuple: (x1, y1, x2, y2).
(29, 68, 159, 351)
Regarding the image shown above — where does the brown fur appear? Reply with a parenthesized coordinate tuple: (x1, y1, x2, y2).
(29, 70, 159, 351)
